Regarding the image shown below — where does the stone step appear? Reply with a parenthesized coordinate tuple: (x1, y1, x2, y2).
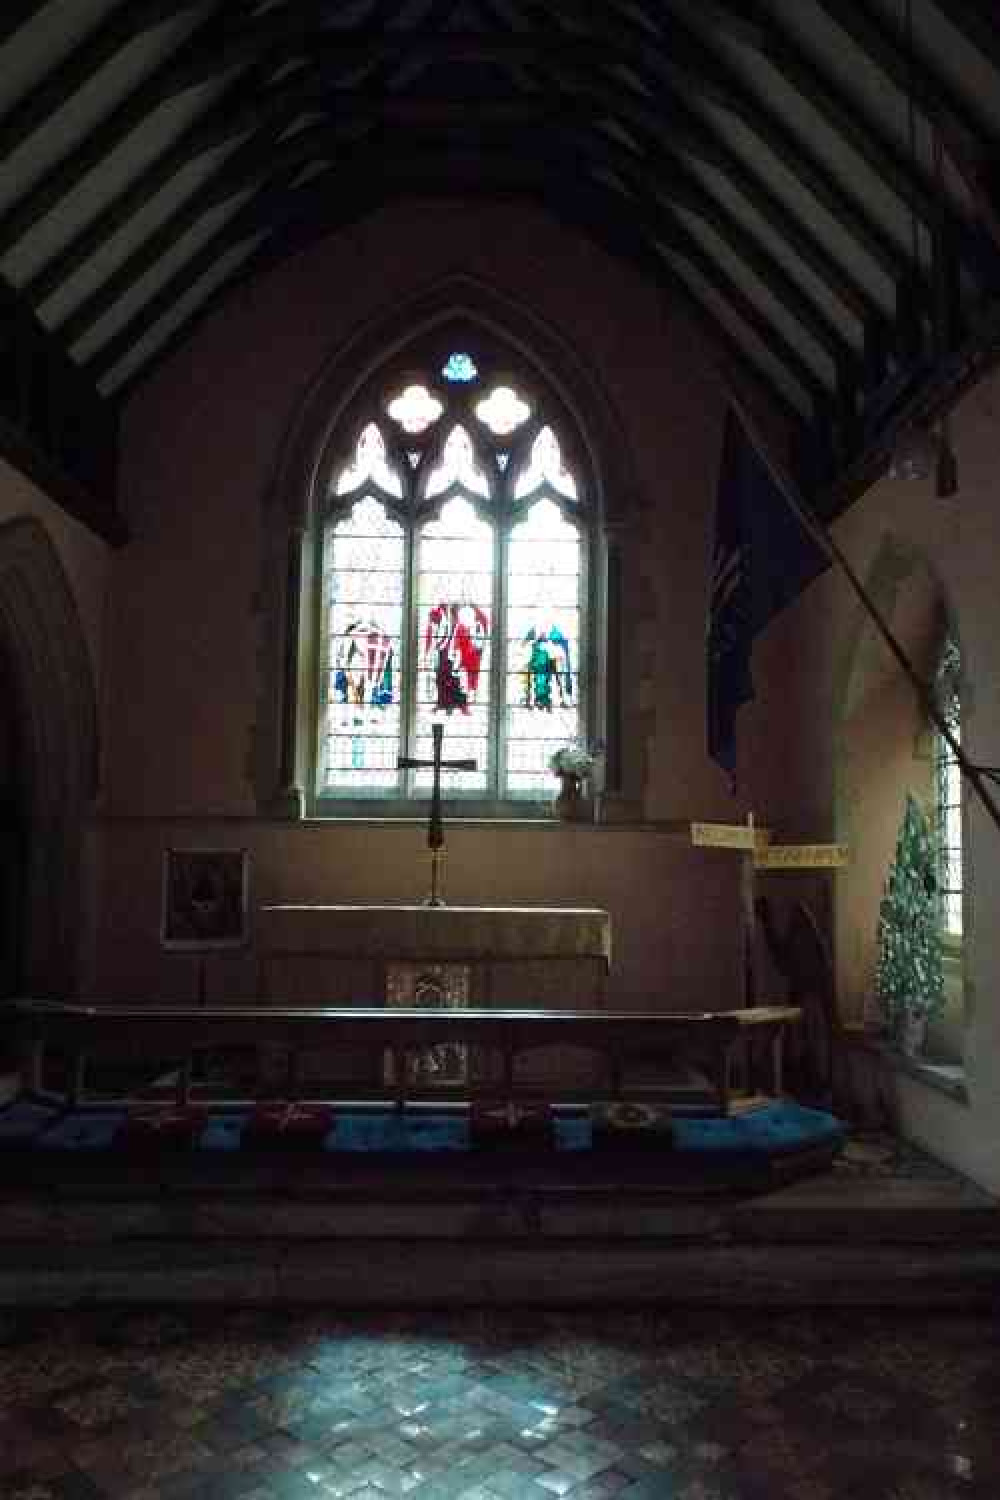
(1, 1238, 998, 1308)
(2, 1177, 999, 1245)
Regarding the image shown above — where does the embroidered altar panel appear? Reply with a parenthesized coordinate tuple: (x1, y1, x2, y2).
(256, 905, 610, 1024)
(257, 905, 610, 966)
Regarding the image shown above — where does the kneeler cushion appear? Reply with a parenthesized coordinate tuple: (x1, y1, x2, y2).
(244, 1102, 335, 1149)
(591, 1101, 674, 1150)
(117, 1104, 209, 1152)
(470, 1101, 555, 1149)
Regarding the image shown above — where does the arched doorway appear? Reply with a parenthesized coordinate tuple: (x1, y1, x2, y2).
(0, 516, 98, 998)
(0, 637, 27, 996)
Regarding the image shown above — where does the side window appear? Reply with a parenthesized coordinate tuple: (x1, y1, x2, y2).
(933, 638, 963, 941)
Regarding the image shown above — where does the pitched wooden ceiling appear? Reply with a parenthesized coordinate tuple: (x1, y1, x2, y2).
(2, 0, 1000, 542)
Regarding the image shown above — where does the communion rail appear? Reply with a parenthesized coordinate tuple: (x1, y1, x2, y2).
(3, 1001, 800, 1115)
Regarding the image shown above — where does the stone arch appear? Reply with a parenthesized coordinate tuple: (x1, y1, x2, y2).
(831, 532, 967, 1049)
(0, 516, 98, 995)
(256, 272, 643, 816)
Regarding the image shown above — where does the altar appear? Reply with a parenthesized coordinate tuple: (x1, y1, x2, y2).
(256, 903, 611, 1009)
(256, 902, 611, 1088)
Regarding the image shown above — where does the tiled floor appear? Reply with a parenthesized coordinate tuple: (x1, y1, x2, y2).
(0, 1303, 997, 1499)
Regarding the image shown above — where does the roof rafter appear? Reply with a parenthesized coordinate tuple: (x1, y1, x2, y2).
(23, 57, 282, 307)
(669, 0, 969, 238)
(114, 159, 806, 428)
(66, 98, 855, 395)
(0, 0, 209, 160)
(659, 226, 829, 406)
(0, 0, 239, 258)
(53, 114, 367, 346)
(0, 2, 53, 49)
(590, 1, 920, 287)
(932, 0, 1000, 75)
(811, 0, 995, 153)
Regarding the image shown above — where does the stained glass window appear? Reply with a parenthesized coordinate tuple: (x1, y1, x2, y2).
(441, 352, 478, 383)
(414, 498, 493, 793)
(387, 384, 443, 434)
(515, 426, 578, 500)
(476, 385, 531, 435)
(336, 422, 402, 497)
(425, 426, 491, 499)
(934, 638, 963, 940)
(320, 495, 404, 794)
(315, 355, 594, 808)
(506, 499, 583, 793)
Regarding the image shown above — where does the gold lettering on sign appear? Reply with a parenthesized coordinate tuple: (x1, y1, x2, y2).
(754, 844, 849, 869)
(690, 822, 772, 851)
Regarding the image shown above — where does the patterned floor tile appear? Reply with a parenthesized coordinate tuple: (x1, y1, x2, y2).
(1, 1308, 999, 1500)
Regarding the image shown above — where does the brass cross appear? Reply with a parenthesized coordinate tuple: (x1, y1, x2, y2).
(398, 723, 476, 905)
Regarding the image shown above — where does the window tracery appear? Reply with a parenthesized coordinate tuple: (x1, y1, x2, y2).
(315, 349, 593, 807)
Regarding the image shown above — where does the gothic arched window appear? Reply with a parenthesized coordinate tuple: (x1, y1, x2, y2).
(313, 346, 596, 809)
(933, 636, 963, 941)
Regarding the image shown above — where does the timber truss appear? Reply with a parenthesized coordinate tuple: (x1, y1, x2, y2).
(2, 0, 1000, 543)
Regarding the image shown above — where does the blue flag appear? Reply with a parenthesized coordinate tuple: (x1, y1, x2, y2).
(706, 411, 827, 778)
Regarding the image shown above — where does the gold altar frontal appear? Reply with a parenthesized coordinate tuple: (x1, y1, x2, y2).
(256, 903, 611, 1089)
(256, 904, 611, 1009)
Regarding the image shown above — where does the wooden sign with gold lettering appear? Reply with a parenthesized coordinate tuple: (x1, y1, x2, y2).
(754, 843, 849, 870)
(690, 822, 771, 851)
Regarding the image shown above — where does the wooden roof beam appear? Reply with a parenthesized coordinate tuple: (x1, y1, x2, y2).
(110, 160, 804, 432)
(94, 144, 810, 433)
(23, 58, 286, 306)
(811, 0, 995, 153)
(0, 0, 238, 257)
(0, 0, 211, 160)
(52, 116, 369, 347)
(0, 3, 54, 49)
(670, 0, 983, 271)
(49, 89, 854, 373)
(932, 0, 1000, 75)
(659, 231, 830, 406)
(585, 1, 921, 289)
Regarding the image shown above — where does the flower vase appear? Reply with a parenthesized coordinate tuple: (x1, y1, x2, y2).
(554, 771, 587, 821)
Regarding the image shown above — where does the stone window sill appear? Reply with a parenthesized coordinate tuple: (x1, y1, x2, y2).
(885, 1049, 969, 1105)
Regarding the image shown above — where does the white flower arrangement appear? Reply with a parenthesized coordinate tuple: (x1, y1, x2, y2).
(549, 742, 597, 777)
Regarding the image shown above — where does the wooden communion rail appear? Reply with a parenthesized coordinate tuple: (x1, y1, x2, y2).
(3, 1001, 801, 1115)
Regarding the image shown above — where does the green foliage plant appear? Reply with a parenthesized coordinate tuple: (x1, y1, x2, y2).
(875, 792, 945, 1041)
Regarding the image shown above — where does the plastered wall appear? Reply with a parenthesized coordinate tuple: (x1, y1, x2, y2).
(745, 367, 1000, 1192)
(99, 200, 762, 1009)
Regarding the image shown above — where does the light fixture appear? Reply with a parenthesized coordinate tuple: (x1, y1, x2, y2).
(889, 0, 961, 494)
(889, 423, 937, 481)
(890, 0, 934, 484)
(935, 416, 959, 497)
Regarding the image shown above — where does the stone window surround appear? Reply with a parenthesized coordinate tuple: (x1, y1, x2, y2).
(254, 275, 646, 823)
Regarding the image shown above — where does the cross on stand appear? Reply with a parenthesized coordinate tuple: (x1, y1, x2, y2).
(398, 723, 476, 906)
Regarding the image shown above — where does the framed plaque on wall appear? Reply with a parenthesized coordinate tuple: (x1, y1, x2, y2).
(161, 848, 250, 951)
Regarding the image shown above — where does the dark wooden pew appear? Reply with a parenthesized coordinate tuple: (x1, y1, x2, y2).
(2, 1001, 801, 1115)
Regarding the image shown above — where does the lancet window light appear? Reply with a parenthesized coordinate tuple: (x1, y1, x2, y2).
(316, 351, 592, 805)
(934, 637, 963, 941)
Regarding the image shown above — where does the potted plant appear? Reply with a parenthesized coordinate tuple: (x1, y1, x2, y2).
(549, 742, 597, 821)
(875, 793, 945, 1055)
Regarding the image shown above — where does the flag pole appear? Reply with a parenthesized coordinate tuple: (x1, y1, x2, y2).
(729, 396, 1000, 839)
